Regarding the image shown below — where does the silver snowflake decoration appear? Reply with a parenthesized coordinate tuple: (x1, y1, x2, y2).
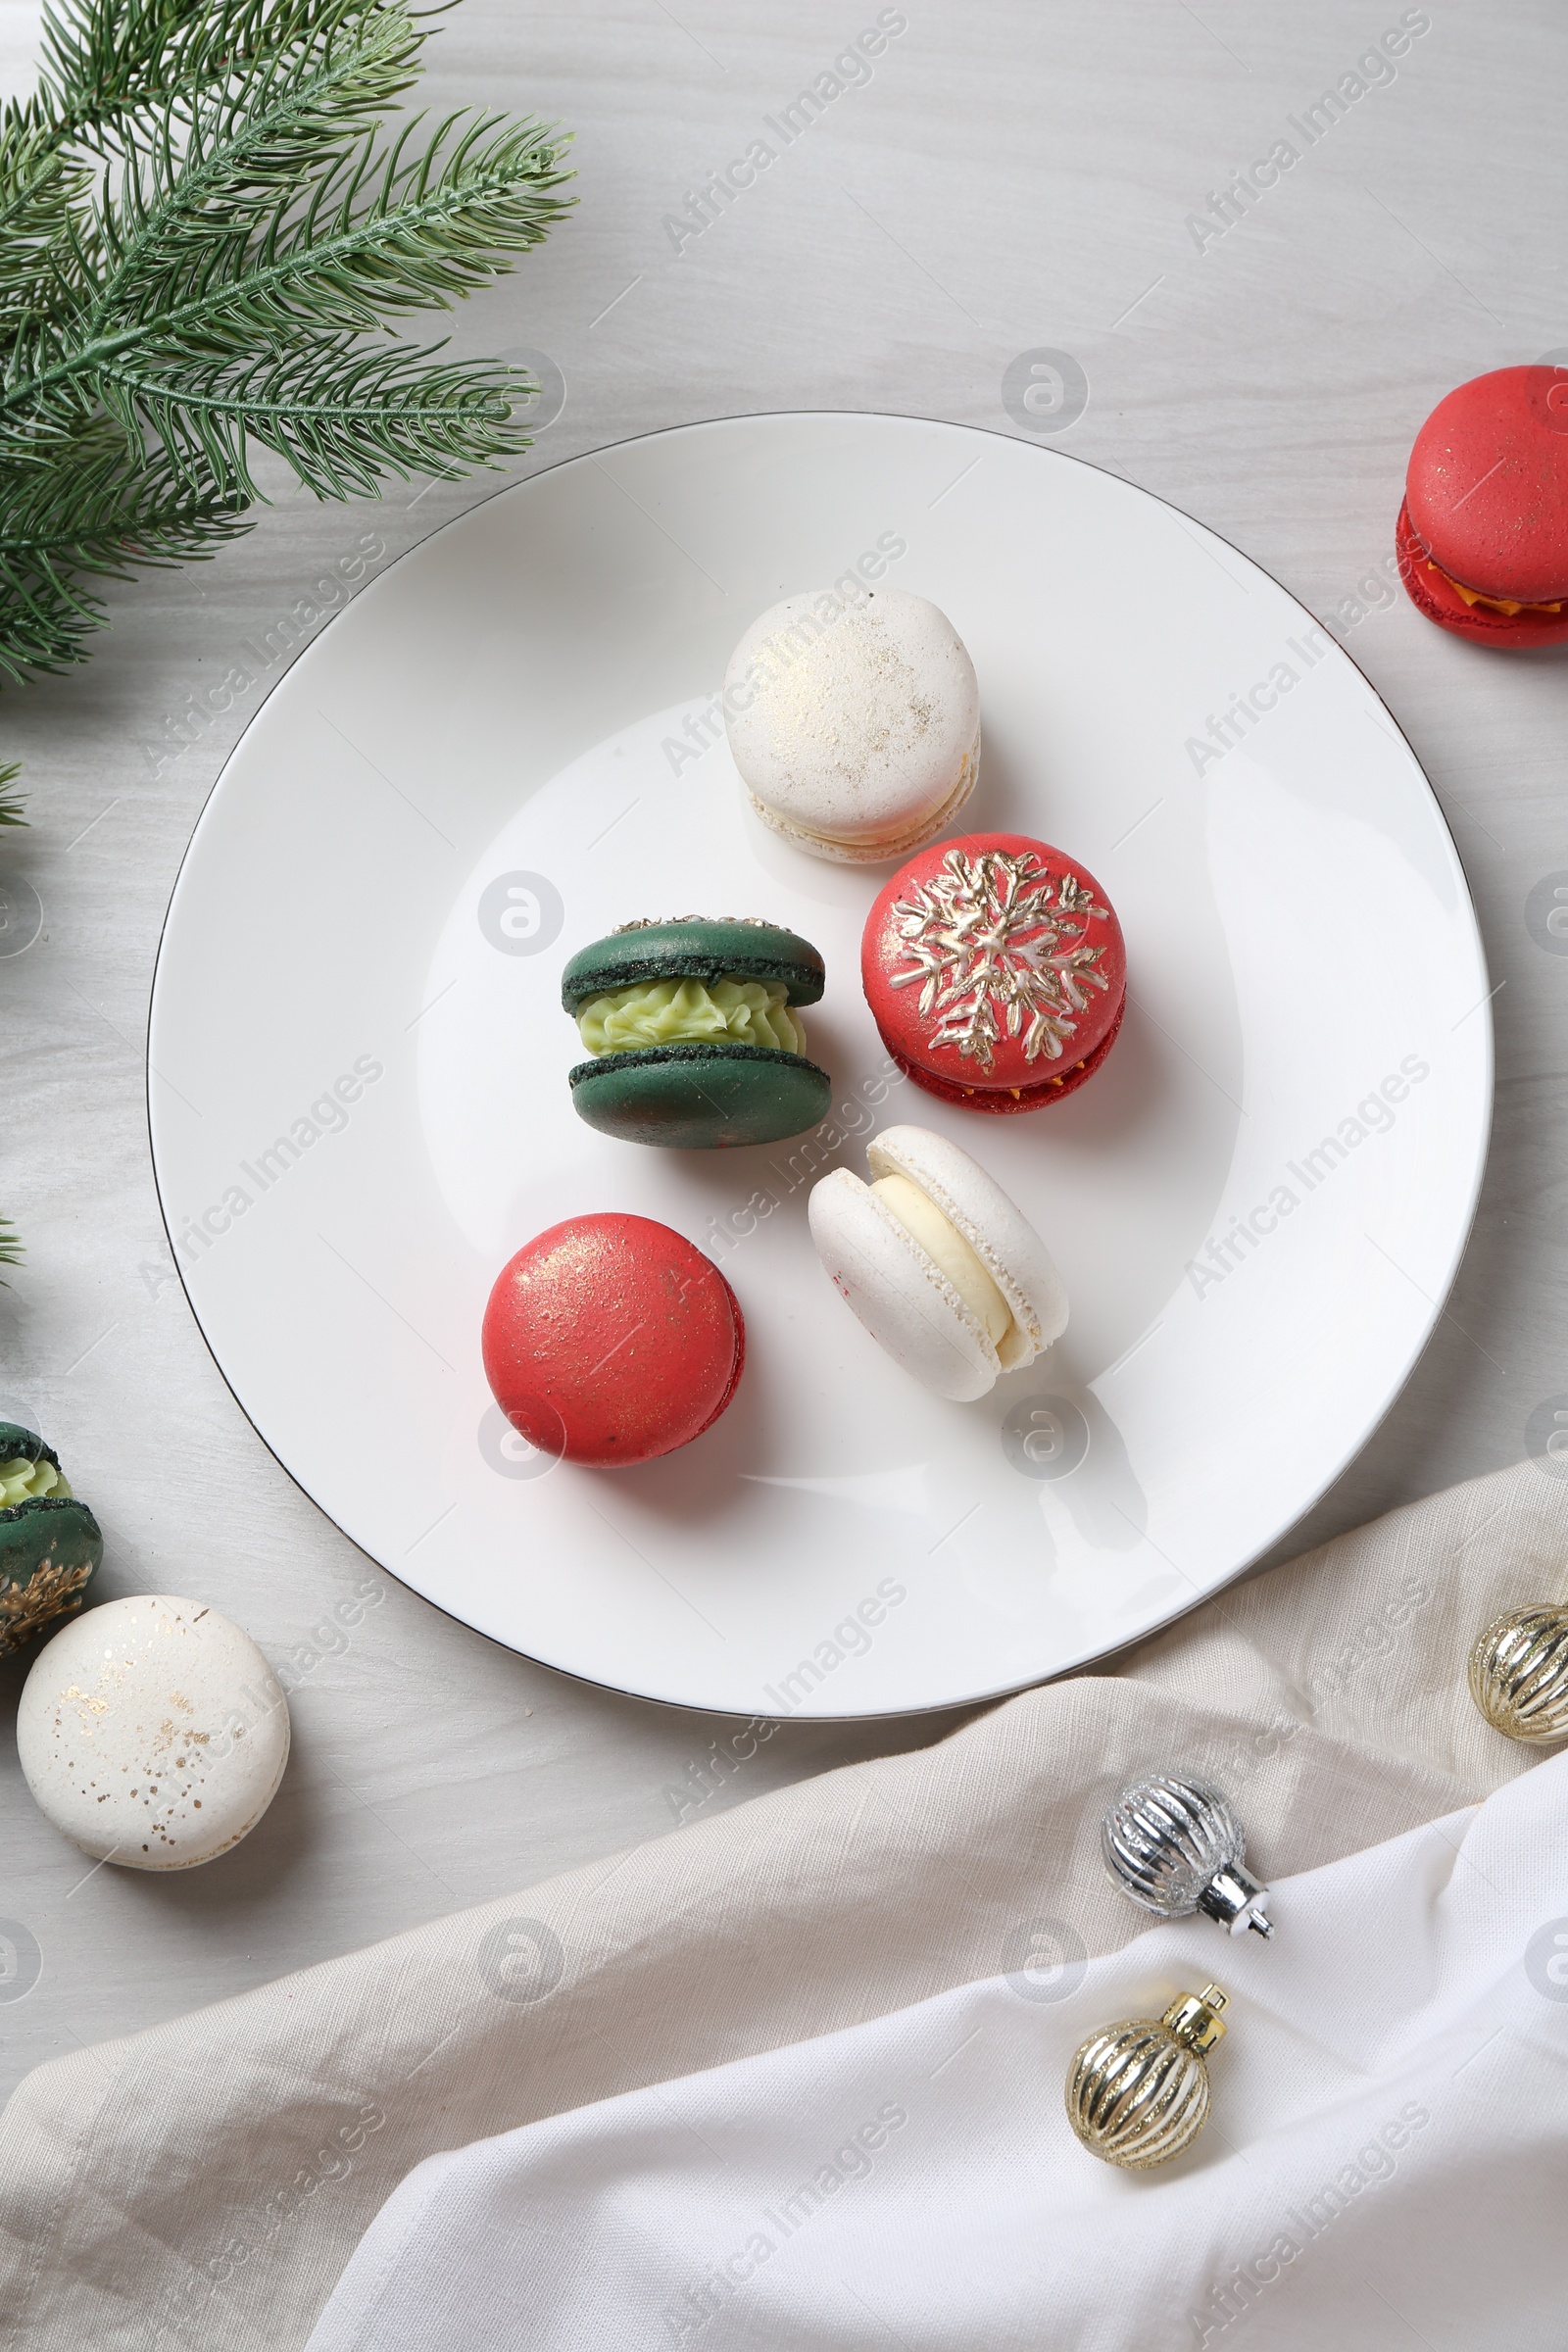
(889, 846, 1111, 1069)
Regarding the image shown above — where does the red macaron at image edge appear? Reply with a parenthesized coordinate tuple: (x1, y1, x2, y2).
(1397, 365, 1568, 647)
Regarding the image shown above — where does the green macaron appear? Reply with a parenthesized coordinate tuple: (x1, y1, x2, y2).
(562, 917, 832, 1149)
(0, 1423, 103, 1656)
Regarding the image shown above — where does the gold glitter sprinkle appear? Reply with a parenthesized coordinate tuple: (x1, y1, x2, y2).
(0, 1560, 93, 1655)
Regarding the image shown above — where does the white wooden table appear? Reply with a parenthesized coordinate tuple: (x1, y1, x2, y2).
(3, 0, 1563, 2099)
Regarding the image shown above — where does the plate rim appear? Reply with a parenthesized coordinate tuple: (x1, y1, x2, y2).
(144, 407, 1494, 1721)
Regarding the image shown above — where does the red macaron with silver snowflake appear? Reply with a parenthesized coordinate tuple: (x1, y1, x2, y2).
(482, 1213, 745, 1467)
(861, 832, 1126, 1113)
(1396, 366, 1568, 647)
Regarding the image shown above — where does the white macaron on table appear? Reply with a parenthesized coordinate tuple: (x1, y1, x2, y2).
(17, 1595, 290, 1869)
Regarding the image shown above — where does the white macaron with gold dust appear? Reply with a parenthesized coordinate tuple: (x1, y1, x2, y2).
(724, 586, 980, 862)
(808, 1124, 1067, 1401)
(17, 1593, 290, 1870)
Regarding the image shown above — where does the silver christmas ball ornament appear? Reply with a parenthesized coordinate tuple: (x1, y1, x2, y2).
(1102, 1772, 1273, 1937)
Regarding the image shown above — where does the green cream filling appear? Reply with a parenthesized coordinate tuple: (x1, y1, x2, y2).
(575, 976, 807, 1057)
(0, 1455, 72, 1509)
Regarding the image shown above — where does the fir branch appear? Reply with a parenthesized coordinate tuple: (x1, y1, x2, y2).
(104, 100, 567, 347)
(0, 7, 353, 301)
(36, 0, 404, 155)
(0, 757, 24, 823)
(1, 14, 568, 457)
(0, 114, 89, 310)
(0, 0, 573, 682)
(103, 335, 528, 500)
(77, 99, 570, 492)
(0, 1214, 20, 1275)
(0, 432, 248, 679)
(0, 3, 405, 328)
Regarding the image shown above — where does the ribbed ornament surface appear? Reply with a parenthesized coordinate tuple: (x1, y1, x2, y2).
(1102, 1774, 1242, 1917)
(1065, 2021, 1211, 2169)
(1468, 1605, 1568, 1744)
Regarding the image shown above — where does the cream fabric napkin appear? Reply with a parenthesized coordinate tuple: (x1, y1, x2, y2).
(303, 1759, 1568, 2352)
(1, 1457, 1563, 2350)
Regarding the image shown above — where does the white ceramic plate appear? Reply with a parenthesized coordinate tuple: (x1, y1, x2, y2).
(148, 414, 1491, 1719)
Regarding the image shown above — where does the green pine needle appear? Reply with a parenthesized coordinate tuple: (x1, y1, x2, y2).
(0, 1213, 21, 1270)
(0, 428, 249, 678)
(36, 0, 403, 158)
(0, 756, 23, 823)
(0, 0, 573, 683)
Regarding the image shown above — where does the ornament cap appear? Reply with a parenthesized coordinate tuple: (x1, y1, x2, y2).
(1161, 1983, 1228, 2055)
(1197, 1859, 1274, 1937)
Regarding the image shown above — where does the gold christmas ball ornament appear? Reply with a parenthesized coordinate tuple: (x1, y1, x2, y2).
(1066, 1984, 1228, 2170)
(1468, 1603, 1568, 1743)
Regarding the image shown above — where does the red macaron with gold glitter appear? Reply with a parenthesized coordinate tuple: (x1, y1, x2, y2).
(482, 1214, 745, 1467)
(861, 832, 1126, 1114)
(1396, 366, 1568, 647)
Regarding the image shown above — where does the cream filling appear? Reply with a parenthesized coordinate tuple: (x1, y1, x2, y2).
(0, 1454, 71, 1507)
(575, 976, 806, 1056)
(1427, 561, 1564, 618)
(871, 1174, 1014, 1351)
(747, 725, 981, 857)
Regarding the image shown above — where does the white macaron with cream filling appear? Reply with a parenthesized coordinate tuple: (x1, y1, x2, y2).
(724, 586, 981, 862)
(808, 1124, 1068, 1400)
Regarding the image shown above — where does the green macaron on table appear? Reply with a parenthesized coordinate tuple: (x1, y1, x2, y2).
(0, 1424, 103, 1657)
